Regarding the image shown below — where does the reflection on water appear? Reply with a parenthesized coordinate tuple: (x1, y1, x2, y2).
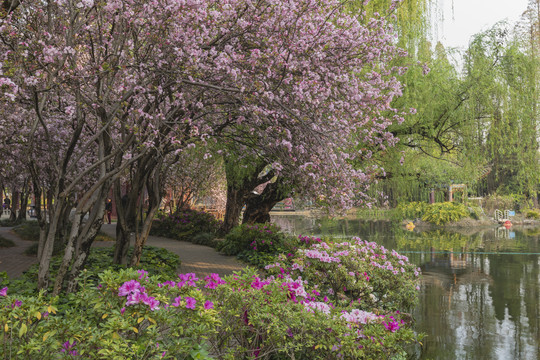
(271, 215, 540, 360)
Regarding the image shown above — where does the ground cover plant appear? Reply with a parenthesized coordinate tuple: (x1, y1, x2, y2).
(5, 247, 180, 297)
(0, 237, 422, 359)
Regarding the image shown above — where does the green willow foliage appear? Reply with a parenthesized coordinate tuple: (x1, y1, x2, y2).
(374, 16, 539, 205)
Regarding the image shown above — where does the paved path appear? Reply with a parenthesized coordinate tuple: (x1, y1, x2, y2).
(100, 224, 246, 278)
(0, 224, 246, 279)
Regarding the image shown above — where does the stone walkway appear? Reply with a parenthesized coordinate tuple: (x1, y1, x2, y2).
(0, 223, 246, 279)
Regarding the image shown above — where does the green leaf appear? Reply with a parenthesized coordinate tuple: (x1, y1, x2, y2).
(18, 323, 27, 337)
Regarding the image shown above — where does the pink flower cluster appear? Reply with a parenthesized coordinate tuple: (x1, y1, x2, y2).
(302, 248, 341, 263)
(304, 301, 331, 315)
(282, 279, 309, 302)
(340, 309, 378, 325)
(177, 273, 198, 288)
(204, 273, 226, 289)
(118, 280, 160, 311)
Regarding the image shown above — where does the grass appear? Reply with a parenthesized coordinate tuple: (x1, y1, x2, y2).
(0, 235, 15, 248)
(95, 231, 115, 242)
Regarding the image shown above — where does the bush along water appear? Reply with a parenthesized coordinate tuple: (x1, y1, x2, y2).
(150, 209, 221, 246)
(0, 239, 422, 359)
(421, 202, 470, 225)
(397, 201, 472, 225)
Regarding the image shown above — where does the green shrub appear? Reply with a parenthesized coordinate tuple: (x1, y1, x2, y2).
(396, 201, 429, 220)
(12, 221, 41, 241)
(216, 223, 291, 267)
(191, 232, 217, 247)
(217, 223, 283, 255)
(421, 202, 470, 225)
(468, 206, 483, 220)
(0, 236, 15, 248)
(150, 208, 221, 242)
(525, 209, 540, 219)
(0, 218, 20, 227)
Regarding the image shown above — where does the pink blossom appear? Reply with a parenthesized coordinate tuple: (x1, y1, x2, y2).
(185, 297, 197, 310)
(204, 300, 214, 309)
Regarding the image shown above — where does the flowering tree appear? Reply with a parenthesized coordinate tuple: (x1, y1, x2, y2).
(213, 0, 409, 231)
(0, 0, 210, 292)
(1, 0, 408, 293)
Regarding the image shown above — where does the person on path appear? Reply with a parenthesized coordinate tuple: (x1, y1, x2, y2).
(3, 197, 10, 210)
(105, 198, 113, 224)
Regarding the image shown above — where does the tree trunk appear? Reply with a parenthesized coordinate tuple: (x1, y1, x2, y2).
(130, 200, 160, 266)
(113, 179, 136, 265)
(17, 191, 29, 221)
(130, 162, 164, 266)
(221, 185, 246, 234)
(113, 177, 143, 265)
(37, 197, 65, 290)
(65, 217, 104, 293)
(9, 190, 19, 221)
(113, 151, 162, 265)
(242, 181, 287, 225)
(220, 157, 273, 234)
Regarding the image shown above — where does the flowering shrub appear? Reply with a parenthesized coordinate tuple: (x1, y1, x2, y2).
(208, 269, 419, 359)
(219, 225, 331, 268)
(150, 209, 221, 244)
(0, 269, 219, 359)
(265, 238, 421, 312)
(0, 239, 421, 358)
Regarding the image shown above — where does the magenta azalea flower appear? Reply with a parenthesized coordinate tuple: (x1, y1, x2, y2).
(60, 340, 79, 356)
(204, 273, 226, 289)
(204, 300, 214, 309)
(383, 320, 400, 332)
(143, 296, 160, 311)
(178, 273, 199, 288)
(185, 297, 197, 309)
(137, 269, 149, 280)
(118, 280, 142, 297)
(0, 287, 7, 296)
(171, 296, 182, 307)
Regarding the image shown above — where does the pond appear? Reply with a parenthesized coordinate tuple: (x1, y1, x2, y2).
(271, 214, 540, 360)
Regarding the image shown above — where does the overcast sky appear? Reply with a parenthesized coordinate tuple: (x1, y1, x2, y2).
(434, 0, 529, 49)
